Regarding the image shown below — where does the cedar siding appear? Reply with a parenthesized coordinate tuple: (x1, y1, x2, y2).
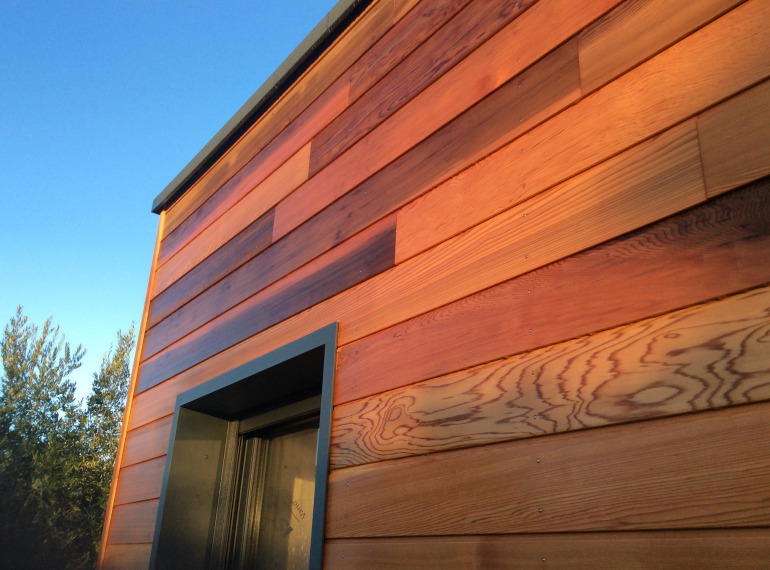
(101, 0, 770, 567)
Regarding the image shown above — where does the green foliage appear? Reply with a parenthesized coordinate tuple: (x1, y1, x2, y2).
(0, 307, 135, 569)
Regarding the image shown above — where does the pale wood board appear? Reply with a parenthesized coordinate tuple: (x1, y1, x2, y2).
(331, 286, 770, 467)
(153, 143, 310, 297)
(698, 78, 770, 197)
(324, 529, 770, 569)
(121, 415, 172, 467)
(395, 0, 770, 262)
(579, 0, 745, 93)
(114, 457, 166, 506)
(326, 402, 770, 537)
(101, 543, 152, 570)
(107, 500, 158, 545)
(272, 0, 622, 240)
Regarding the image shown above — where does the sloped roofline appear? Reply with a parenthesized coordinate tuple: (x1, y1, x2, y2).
(151, 0, 370, 214)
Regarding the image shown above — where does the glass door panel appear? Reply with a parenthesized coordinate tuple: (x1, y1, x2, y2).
(254, 425, 318, 569)
(228, 417, 319, 569)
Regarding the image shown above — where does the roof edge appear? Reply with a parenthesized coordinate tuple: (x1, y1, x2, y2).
(151, 0, 371, 214)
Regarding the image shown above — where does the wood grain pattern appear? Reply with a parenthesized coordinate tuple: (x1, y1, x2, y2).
(107, 500, 158, 545)
(132, 166, 768, 428)
(324, 529, 770, 569)
(130, 128, 704, 413)
(343, 121, 705, 396)
(309, 0, 531, 175)
(394, 0, 421, 21)
(396, 108, 702, 260)
(101, 544, 152, 570)
(115, 457, 165, 505)
(340, 175, 770, 405)
(274, 0, 622, 241)
(157, 36, 572, 356)
(160, 0, 400, 237)
(138, 215, 397, 390)
(158, 77, 350, 266)
(331, 286, 770, 468)
(145, 37, 581, 355)
(122, 415, 173, 467)
(348, 0, 474, 101)
(154, 144, 309, 297)
(698, 78, 770, 197)
(124, 0, 770, 430)
(136, 45, 592, 385)
(395, 0, 770, 262)
(321, 116, 701, 343)
(149, 210, 274, 328)
(326, 402, 770, 537)
(193, 36, 576, 347)
(579, 0, 745, 93)
(143, 213, 396, 363)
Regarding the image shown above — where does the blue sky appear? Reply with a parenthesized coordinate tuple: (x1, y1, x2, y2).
(1, 0, 336, 398)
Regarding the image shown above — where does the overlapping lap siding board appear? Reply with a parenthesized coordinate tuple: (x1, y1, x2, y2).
(100, 0, 770, 567)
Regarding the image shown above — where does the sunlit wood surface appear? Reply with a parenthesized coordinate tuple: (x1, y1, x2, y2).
(101, 0, 770, 566)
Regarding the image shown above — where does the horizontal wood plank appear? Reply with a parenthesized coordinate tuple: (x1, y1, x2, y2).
(326, 402, 770, 537)
(128, 379, 184, 432)
(340, 120, 705, 400)
(331, 286, 770, 467)
(158, 77, 350, 265)
(130, 174, 770, 431)
(149, 210, 274, 328)
(151, 36, 578, 359)
(160, 0, 398, 236)
(395, 0, 770, 262)
(115, 457, 166, 505)
(127, 0, 770, 423)
(107, 500, 158, 545)
(138, 215, 397, 390)
(323, 529, 770, 569)
(135, 43, 587, 389)
(122, 415, 173, 467)
(698, 78, 770, 197)
(154, 144, 309, 297)
(309, 0, 532, 175)
(579, 0, 745, 94)
(274, 0, 621, 241)
(341, 174, 770, 405)
(139, 36, 580, 373)
(101, 543, 152, 570)
(348, 0, 473, 102)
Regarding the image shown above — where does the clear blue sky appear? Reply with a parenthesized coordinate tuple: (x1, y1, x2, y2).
(1, 0, 336, 399)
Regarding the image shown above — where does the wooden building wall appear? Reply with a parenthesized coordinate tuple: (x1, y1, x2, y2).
(100, 0, 770, 567)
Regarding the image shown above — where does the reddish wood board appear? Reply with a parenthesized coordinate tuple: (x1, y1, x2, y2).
(337, 177, 770, 404)
(138, 216, 397, 389)
(331, 286, 770, 467)
(309, 0, 532, 175)
(149, 210, 274, 328)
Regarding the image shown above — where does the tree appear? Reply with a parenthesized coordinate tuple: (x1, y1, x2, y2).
(0, 307, 135, 569)
(80, 324, 136, 556)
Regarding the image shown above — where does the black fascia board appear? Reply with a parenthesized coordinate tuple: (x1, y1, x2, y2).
(151, 0, 373, 214)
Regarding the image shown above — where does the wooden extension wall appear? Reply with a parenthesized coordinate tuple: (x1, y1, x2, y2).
(101, 0, 770, 567)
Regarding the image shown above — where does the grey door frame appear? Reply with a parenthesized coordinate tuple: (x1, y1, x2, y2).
(149, 323, 338, 569)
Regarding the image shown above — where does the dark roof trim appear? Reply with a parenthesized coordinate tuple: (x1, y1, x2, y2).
(152, 0, 372, 214)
